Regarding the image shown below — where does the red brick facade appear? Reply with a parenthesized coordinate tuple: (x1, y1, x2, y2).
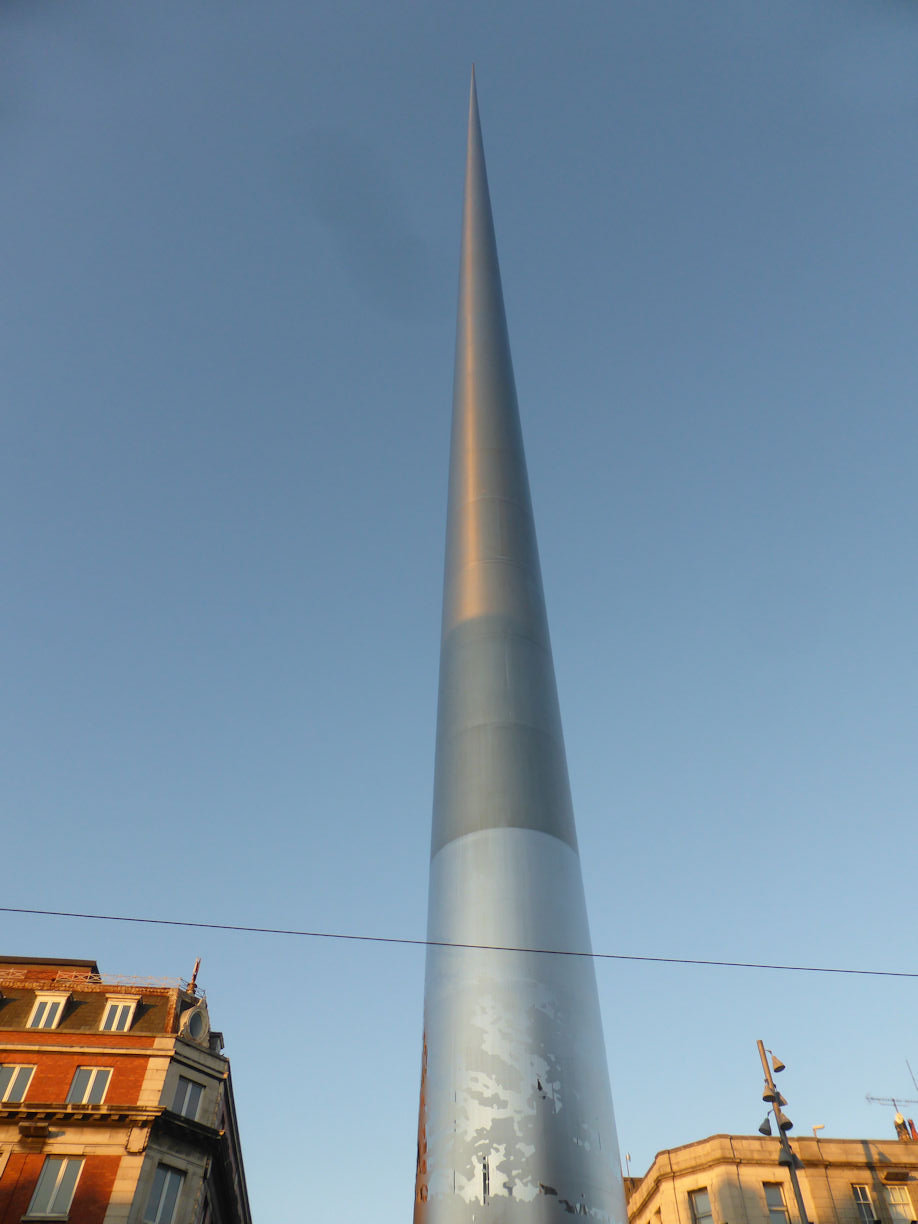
(0, 1151, 119, 1224)
(10, 1050, 148, 1106)
(0, 956, 251, 1224)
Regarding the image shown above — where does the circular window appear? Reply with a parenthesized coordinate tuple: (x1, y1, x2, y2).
(187, 1010, 205, 1039)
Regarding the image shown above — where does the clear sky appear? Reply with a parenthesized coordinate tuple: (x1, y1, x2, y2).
(3, 1, 918, 1219)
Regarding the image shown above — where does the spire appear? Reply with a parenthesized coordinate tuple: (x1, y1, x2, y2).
(415, 75, 626, 1224)
(432, 70, 577, 856)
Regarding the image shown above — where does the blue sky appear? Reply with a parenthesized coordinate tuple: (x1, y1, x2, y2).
(3, 1, 918, 1218)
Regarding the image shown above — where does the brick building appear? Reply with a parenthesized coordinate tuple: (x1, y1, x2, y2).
(0, 956, 251, 1224)
(627, 1133, 918, 1224)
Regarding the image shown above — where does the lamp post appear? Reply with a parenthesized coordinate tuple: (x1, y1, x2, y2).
(757, 1040, 810, 1224)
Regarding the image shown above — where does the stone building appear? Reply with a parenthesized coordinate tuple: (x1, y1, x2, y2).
(627, 1133, 918, 1224)
(0, 955, 251, 1224)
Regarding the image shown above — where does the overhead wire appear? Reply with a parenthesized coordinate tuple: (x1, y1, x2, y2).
(1, 906, 915, 979)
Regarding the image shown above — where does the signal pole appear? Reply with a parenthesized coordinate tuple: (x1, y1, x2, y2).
(757, 1040, 810, 1224)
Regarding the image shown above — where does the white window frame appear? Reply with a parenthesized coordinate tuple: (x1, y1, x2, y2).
(884, 1185, 914, 1222)
(66, 1066, 112, 1105)
(27, 992, 69, 1030)
(25, 1155, 83, 1218)
(0, 1063, 35, 1103)
(764, 1182, 789, 1224)
(100, 995, 138, 1033)
(143, 1164, 186, 1224)
(172, 1075, 205, 1120)
(853, 1185, 875, 1224)
(689, 1188, 714, 1224)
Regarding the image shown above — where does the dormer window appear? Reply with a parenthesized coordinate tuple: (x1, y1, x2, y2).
(100, 996, 138, 1032)
(27, 992, 69, 1030)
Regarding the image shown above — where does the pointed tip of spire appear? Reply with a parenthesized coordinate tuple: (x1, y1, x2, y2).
(467, 64, 482, 152)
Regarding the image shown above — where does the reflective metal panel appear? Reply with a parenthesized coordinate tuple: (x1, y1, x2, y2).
(416, 828, 624, 1223)
(415, 72, 626, 1224)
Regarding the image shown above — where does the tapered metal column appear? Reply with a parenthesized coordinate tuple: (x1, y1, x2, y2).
(414, 72, 627, 1224)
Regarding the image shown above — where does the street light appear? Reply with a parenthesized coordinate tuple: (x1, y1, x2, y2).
(757, 1041, 809, 1224)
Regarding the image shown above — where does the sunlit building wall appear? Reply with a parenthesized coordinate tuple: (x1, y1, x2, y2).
(0, 956, 250, 1224)
(627, 1133, 918, 1224)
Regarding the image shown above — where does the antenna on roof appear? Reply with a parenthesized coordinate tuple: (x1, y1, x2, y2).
(188, 958, 201, 995)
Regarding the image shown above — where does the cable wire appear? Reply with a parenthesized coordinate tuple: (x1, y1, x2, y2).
(1, 906, 914, 979)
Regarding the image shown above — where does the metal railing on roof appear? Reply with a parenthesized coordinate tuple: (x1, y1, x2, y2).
(0, 970, 201, 994)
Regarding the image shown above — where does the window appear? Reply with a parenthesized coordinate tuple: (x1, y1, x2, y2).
(172, 1076, 204, 1120)
(689, 1189, 713, 1224)
(26, 1156, 83, 1218)
(764, 1183, 789, 1224)
(0, 1064, 35, 1103)
(184, 1008, 206, 1041)
(27, 993, 68, 1030)
(100, 996, 137, 1032)
(885, 1186, 914, 1222)
(144, 1164, 185, 1224)
(66, 1066, 112, 1105)
(853, 1185, 875, 1224)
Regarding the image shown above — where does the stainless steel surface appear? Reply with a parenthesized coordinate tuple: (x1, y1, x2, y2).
(432, 68, 574, 858)
(414, 72, 626, 1224)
